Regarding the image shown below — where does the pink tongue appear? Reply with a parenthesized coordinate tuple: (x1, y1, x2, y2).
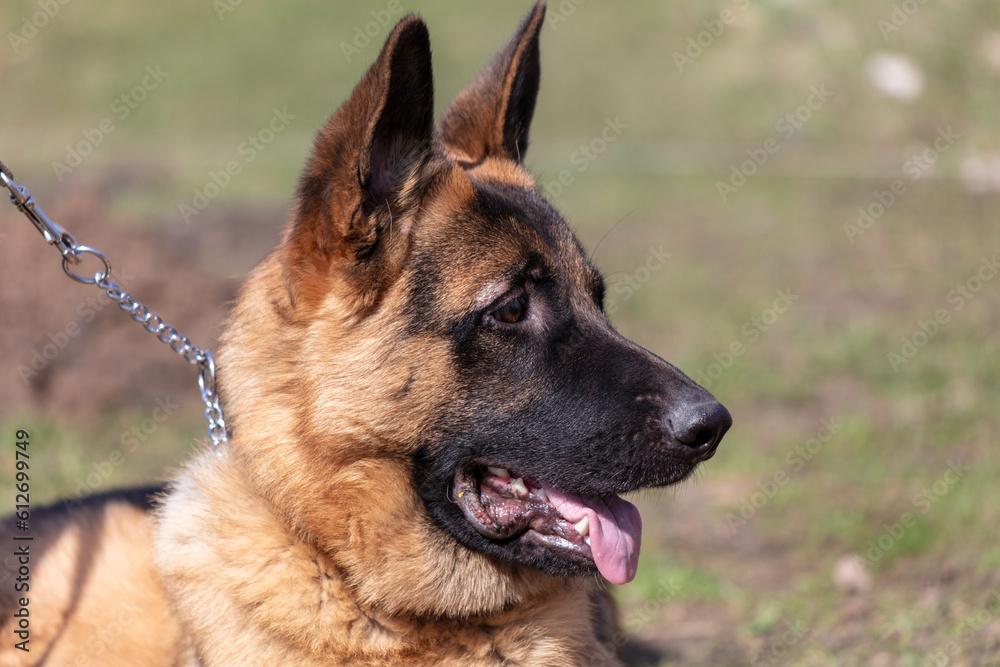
(539, 483, 642, 585)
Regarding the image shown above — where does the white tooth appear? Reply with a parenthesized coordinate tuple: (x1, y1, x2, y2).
(574, 515, 590, 537)
(509, 478, 528, 496)
(585, 537, 591, 547)
(488, 467, 511, 479)
(535, 486, 548, 502)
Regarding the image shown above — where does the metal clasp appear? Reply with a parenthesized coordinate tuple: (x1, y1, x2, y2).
(1, 164, 81, 264)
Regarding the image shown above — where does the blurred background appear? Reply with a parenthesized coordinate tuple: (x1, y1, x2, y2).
(2, 1, 999, 664)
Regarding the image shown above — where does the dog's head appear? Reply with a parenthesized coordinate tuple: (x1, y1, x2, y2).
(221, 2, 730, 615)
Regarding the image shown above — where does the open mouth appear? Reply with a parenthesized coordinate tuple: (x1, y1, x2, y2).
(453, 465, 642, 584)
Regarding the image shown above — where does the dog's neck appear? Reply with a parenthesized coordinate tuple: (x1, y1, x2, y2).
(155, 446, 618, 665)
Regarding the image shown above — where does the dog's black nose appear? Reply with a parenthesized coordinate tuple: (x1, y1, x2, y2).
(667, 401, 732, 459)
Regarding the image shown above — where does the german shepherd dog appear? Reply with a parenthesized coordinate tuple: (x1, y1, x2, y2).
(1, 3, 730, 665)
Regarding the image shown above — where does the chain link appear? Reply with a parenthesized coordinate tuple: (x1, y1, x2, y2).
(1, 159, 228, 453)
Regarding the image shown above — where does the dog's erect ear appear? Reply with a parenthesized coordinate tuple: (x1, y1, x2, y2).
(439, 2, 545, 164)
(285, 15, 435, 309)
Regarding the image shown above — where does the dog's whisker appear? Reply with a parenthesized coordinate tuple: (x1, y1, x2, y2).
(590, 206, 640, 262)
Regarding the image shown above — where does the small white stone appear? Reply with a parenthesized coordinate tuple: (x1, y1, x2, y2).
(865, 52, 924, 101)
(833, 554, 873, 593)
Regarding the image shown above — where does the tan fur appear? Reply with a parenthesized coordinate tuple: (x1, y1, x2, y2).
(0, 5, 634, 664)
(0, 495, 183, 666)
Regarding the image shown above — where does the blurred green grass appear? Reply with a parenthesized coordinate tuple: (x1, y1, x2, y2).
(3, 1, 1000, 664)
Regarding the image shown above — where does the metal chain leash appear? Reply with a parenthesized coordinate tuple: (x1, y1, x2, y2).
(0, 159, 228, 452)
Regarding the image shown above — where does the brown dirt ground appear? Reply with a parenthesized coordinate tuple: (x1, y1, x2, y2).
(0, 179, 280, 424)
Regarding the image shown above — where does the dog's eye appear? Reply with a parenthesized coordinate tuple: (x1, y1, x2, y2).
(492, 294, 528, 324)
